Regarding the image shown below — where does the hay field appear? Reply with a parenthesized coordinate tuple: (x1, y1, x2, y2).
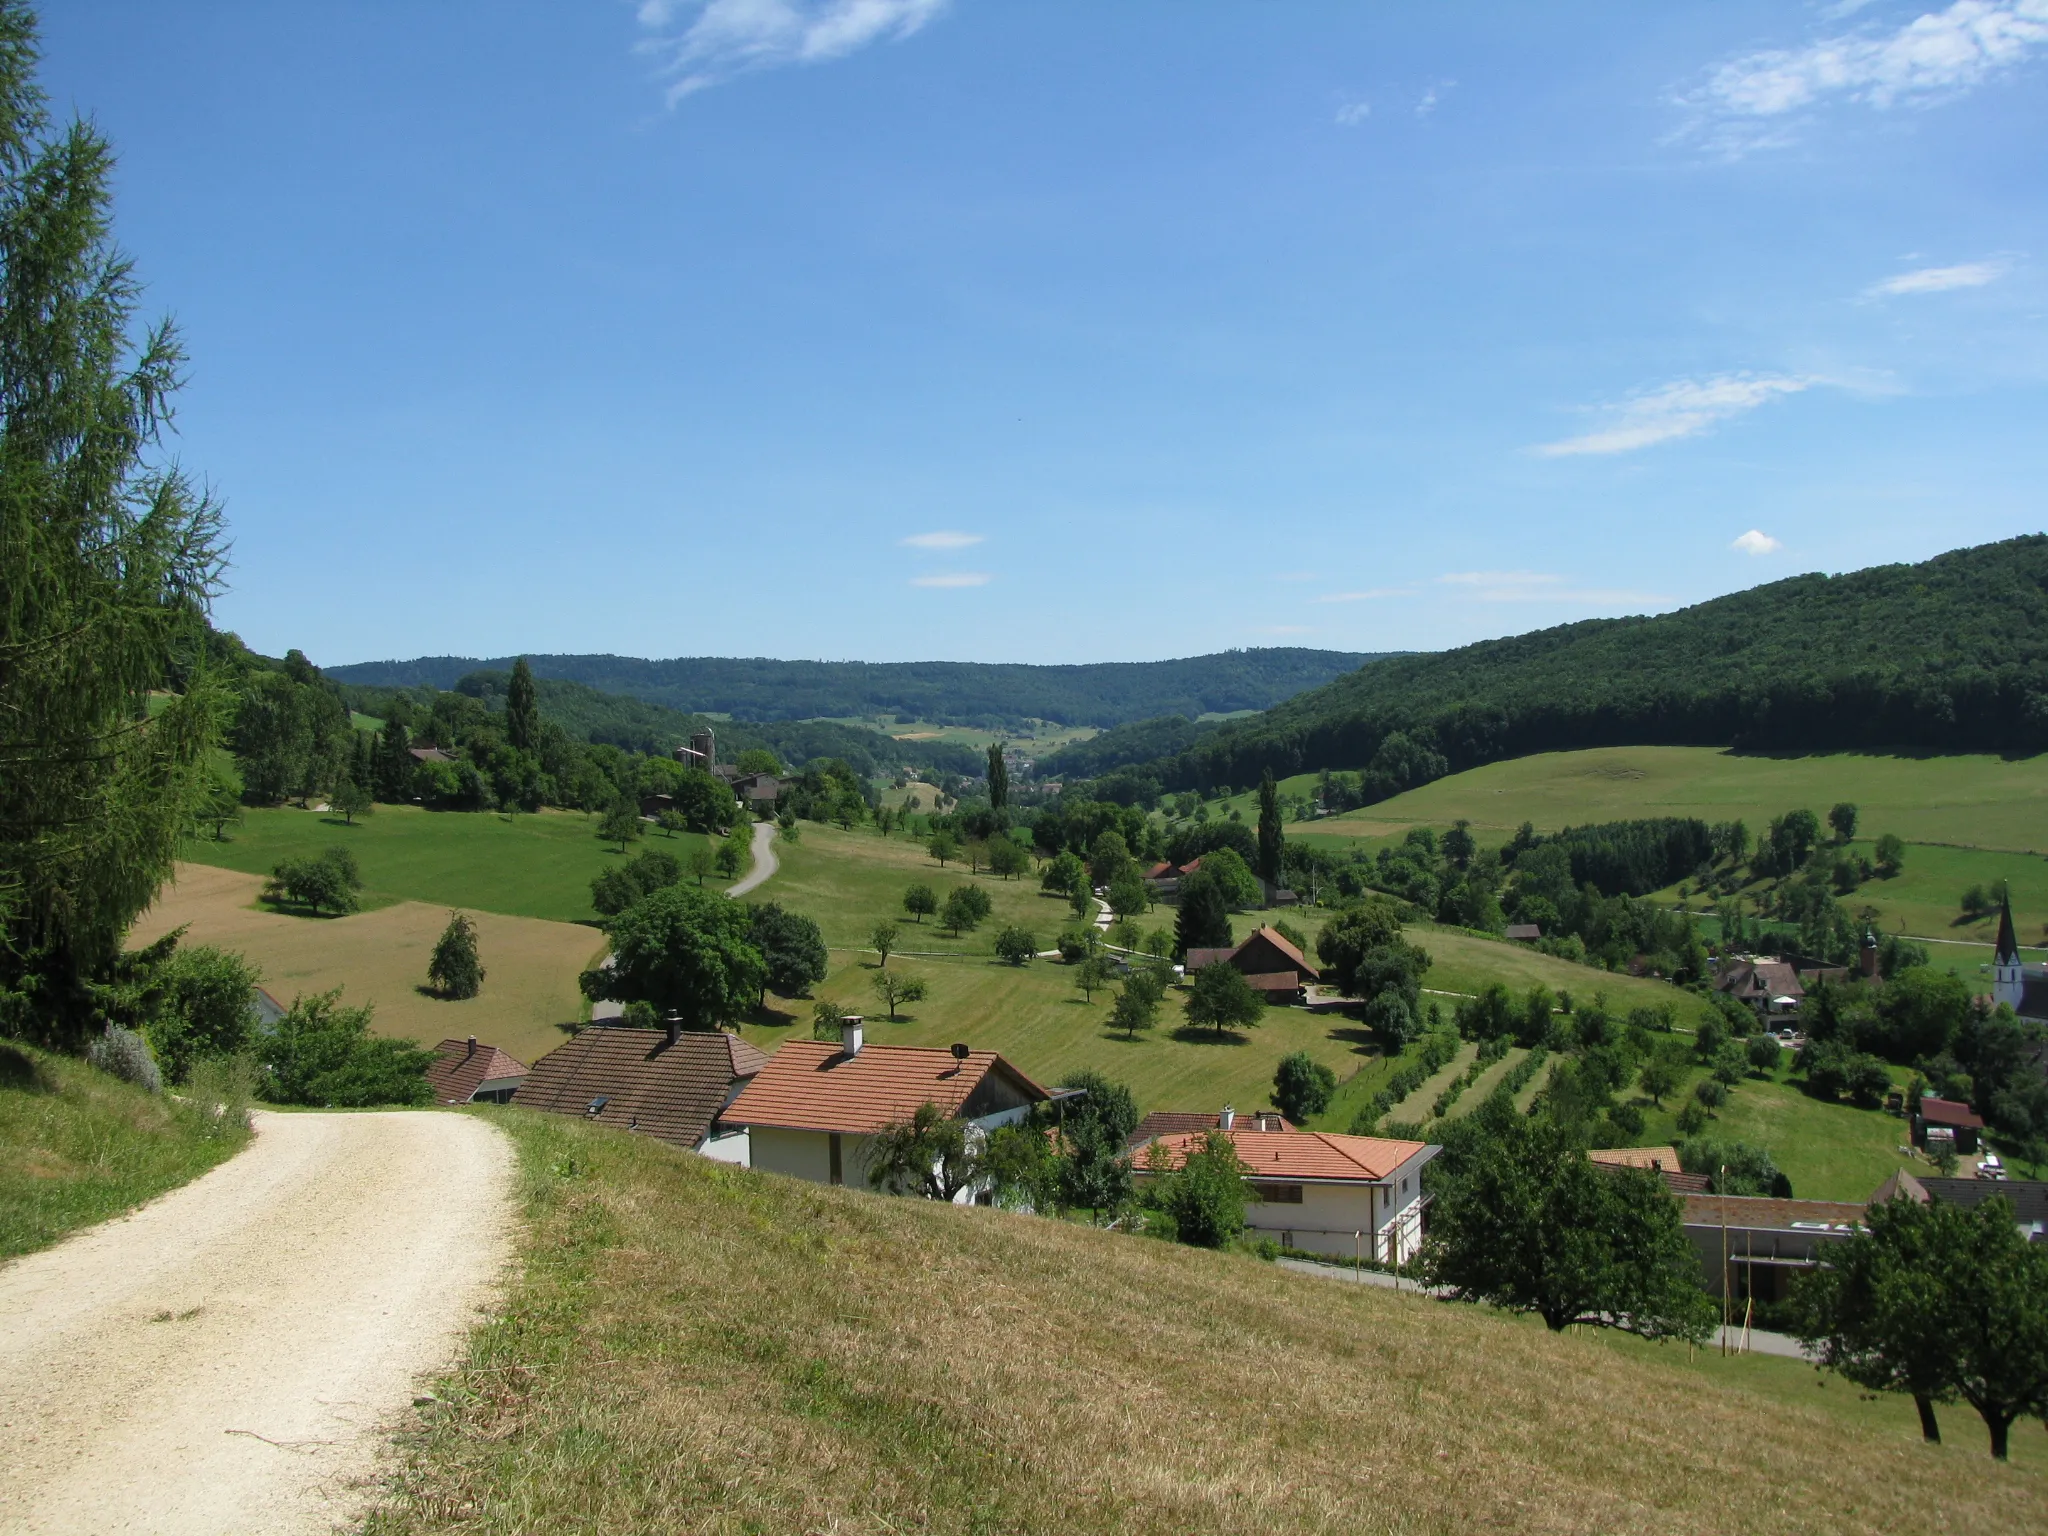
(1286, 745, 2048, 851)
(364, 1110, 2047, 1535)
(131, 864, 604, 1067)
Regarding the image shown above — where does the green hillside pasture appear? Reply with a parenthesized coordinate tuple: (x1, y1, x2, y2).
(1447, 1046, 1530, 1119)
(1627, 1059, 1923, 1203)
(1, 1041, 252, 1260)
(1289, 746, 2048, 852)
(177, 803, 707, 925)
(1382, 1041, 1479, 1124)
(1412, 926, 1719, 1030)
(364, 1110, 2048, 1535)
(740, 829, 1723, 1122)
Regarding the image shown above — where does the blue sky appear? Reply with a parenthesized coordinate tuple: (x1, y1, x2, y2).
(44, 1, 2048, 666)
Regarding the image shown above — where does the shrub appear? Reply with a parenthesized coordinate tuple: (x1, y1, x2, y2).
(263, 846, 362, 915)
(1273, 1051, 1336, 1122)
(1056, 925, 1097, 962)
(183, 1052, 257, 1138)
(1148, 1130, 1248, 1249)
(145, 944, 261, 1084)
(259, 990, 433, 1107)
(88, 1025, 161, 1093)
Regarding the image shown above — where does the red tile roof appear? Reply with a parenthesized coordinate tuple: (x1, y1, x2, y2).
(1589, 1146, 1683, 1173)
(516, 1026, 767, 1149)
(719, 1040, 1051, 1135)
(1126, 1110, 1293, 1149)
(1137, 1128, 1430, 1183)
(424, 1038, 529, 1104)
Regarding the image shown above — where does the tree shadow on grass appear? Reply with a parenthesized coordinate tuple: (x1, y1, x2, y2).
(748, 1001, 800, 1029)
(1326, 1025, 1387, 1059)
(1169, 1025, 1254, 1047)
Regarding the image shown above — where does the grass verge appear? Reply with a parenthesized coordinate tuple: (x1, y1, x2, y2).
(365, 1110, 2045, 1534)
(0, 1042, 251, 1261)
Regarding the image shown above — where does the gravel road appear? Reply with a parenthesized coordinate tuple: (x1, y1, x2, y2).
(725, 818, 780, 898)
(0, 1109, 513, 1535)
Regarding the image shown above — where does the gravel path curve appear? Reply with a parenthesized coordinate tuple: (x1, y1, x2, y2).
(725, 818, 780, 898)
(0, 1109, 513, 1535)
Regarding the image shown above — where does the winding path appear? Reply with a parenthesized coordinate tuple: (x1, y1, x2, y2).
(0, 1110, 512, 1535)
(725, 818, 780, 898)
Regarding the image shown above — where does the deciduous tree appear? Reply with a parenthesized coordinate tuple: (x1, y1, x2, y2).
(1185, 962, 1263, 1041)
(579, 885, 764, 1032)
(868, 968, 928, 1021)
(1273, 1051, 1335, 1122)
(903, 882, 937, 923)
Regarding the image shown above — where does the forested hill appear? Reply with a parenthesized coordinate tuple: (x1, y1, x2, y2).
(1092, 536, 2048, 797)
(326, 648, 1380, 729)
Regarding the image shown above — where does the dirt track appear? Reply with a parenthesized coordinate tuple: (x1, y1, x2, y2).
(0, 1110, 512, 1535)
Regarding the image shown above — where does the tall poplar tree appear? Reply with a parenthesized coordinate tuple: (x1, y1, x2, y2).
(0, 5, 229, 1047)
(506, 656, 540, 752)
(986, 740, 1008, 810)
(1255, 768, 1283, 887)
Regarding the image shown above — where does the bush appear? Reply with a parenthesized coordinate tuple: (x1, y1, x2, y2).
(183, 1052, 257, 1139)
(263, 846, 362, 915)
(145, 944, 261, 1084)
(1364, 989, 1419, 1048)
(259, 990, 434, 1107)
(88, 1025, 160, 1094)
(1678, 1138, 1790, 1197)
(1056, 925, 1097, 962)
(1147, 1130, 1248, 1248)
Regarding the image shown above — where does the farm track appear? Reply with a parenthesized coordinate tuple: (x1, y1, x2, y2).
(0, 1110, 512, 1536)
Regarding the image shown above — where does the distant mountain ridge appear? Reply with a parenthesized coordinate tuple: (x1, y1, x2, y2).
(1072, 536, 2048, 797)
(325, 648, 1385, 729)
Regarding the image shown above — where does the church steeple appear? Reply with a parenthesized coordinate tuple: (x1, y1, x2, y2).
(1993, 885, 2025, 1011)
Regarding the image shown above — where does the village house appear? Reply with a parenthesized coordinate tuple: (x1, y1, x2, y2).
(424, 1036, 529, 1105)
(1913, 1096, 1986, 1156)
(1588, 1144, 1708, 1194)
(1872, 1170, 2048, 1243)
(1682, 1193, 1868, 1305)
(514, 1023, 764, 1162)
(1712, 957, 1808, 1015)
(1126, 1108, 1293, 1146)
(1131, 1109, 1438, 1262)
(1183, 925, 1321, 1004)
(716, 1019, 1053, 1197)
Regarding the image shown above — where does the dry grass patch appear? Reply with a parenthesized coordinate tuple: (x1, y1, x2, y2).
(368, 1111, 2046, 1536)
(130, 864, 604, 1066)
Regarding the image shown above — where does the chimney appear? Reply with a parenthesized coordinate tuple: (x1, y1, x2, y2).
(1219, 1104, 1235, 1131)
(665, 1015, 680, 1048)
(840, 1015, 864, 1057)
(465, 1035, 476, 1057)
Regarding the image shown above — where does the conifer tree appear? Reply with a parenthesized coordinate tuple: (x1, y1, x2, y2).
(0, 7, 229, 1047)
(1256, 768, 1283, 887)
(506, 656, 540, 752)
(427, 911, 485, 999)
(986, 741, 1008, 810)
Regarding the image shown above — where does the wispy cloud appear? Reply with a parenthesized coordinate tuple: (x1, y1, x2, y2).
(637, 0, 949, 104)
(899, 530, 983, 550)
(1333, 100, 1372, 127)
(1535, 373, 1815, 457)
(1437, 571, 1672, 606)
(1685, 0, 2048, 147)
(910, 571, 989, 588)
(1866, 258, 2012, 295)
(1313, 588, 1411, 603)
(1415, 80, 1454, 116)
(1732, 529, 1784, 555)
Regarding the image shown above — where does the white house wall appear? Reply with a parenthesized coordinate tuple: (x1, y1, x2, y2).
(699, 1128, 750, 1167)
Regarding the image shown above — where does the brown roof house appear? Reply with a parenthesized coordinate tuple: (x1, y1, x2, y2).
(1588, 1145, 1710, 1195)
(1183, 926, 1322, 1004)
(717, 1017, 1052, 1198)
(1681, 1193, 1868, 1305)
(516, 1024, 767, 1163)
(425, 1036, 529, 1105)
(1913, 1096, 1986, 1155)
(1132, 1110, 1438, 1263)
(1712, 958, 1806, 1015)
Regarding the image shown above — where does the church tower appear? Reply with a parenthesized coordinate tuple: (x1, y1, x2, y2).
(1993, 886, 2025, 1012)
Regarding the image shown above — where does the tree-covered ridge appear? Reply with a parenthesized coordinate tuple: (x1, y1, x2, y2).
(325, 647, 1383, 729)
(1118, 537, 2048, 796)
(1034, 714, 1224, 779)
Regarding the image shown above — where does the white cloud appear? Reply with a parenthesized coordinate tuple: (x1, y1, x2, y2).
(910, 571, 989, 588)
(1690, 0, 2048, 131)
(1867, 258, 2011, 294)
(1415, 81, 1454, 116)
(637, 0, 949, 104)
(1334, 100, 1372, 126)
(899, 530, 983, 550)
(1732, 529, 1784, 555)
(1313, 588, 1410, 603)
(1535, 373, 1815, 457)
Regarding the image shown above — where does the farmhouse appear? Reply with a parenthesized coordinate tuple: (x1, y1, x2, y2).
(1133, 1113, 1438, 1263)
(1712, 958, 1805, 1015)
(1183, 926, 1321, 1003)
(515, 1023, 764, 1162)
(1681, 1193, 1867, 1304)
(1871, 1170, 2048, 1242)
(717, 1019, 1052, 1199)
(1912, 1095, 1986, 1155)
(424, 1036, 528, 1105)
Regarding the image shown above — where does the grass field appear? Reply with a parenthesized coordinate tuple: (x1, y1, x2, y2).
(362, 1109, 2046, 1535)
(0, 1041, 251, 1260)
(810, 715, 1099, 755)
(175, 803, 706, 925)
(1284, 745, 2048, 851)
(1382, 1041, 1479, 1123)
(130, 864, 606, 1067)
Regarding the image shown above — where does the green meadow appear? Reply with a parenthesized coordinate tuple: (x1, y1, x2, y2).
(176, 803, 707, 925)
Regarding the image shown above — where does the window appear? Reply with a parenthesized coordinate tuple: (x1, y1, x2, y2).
(1248, 1182, 1303, 1204)
(829, 1133, 843, 1186)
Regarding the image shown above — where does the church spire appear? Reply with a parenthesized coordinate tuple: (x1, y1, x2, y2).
(1995, 885, 2021, 968)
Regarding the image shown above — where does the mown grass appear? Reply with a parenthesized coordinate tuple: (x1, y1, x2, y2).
(0, 1041, 251, 1261)
(1280, 745, 2048, 852)
(365, 1110, 2047, 1534)
(176, 803, 707, 925)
